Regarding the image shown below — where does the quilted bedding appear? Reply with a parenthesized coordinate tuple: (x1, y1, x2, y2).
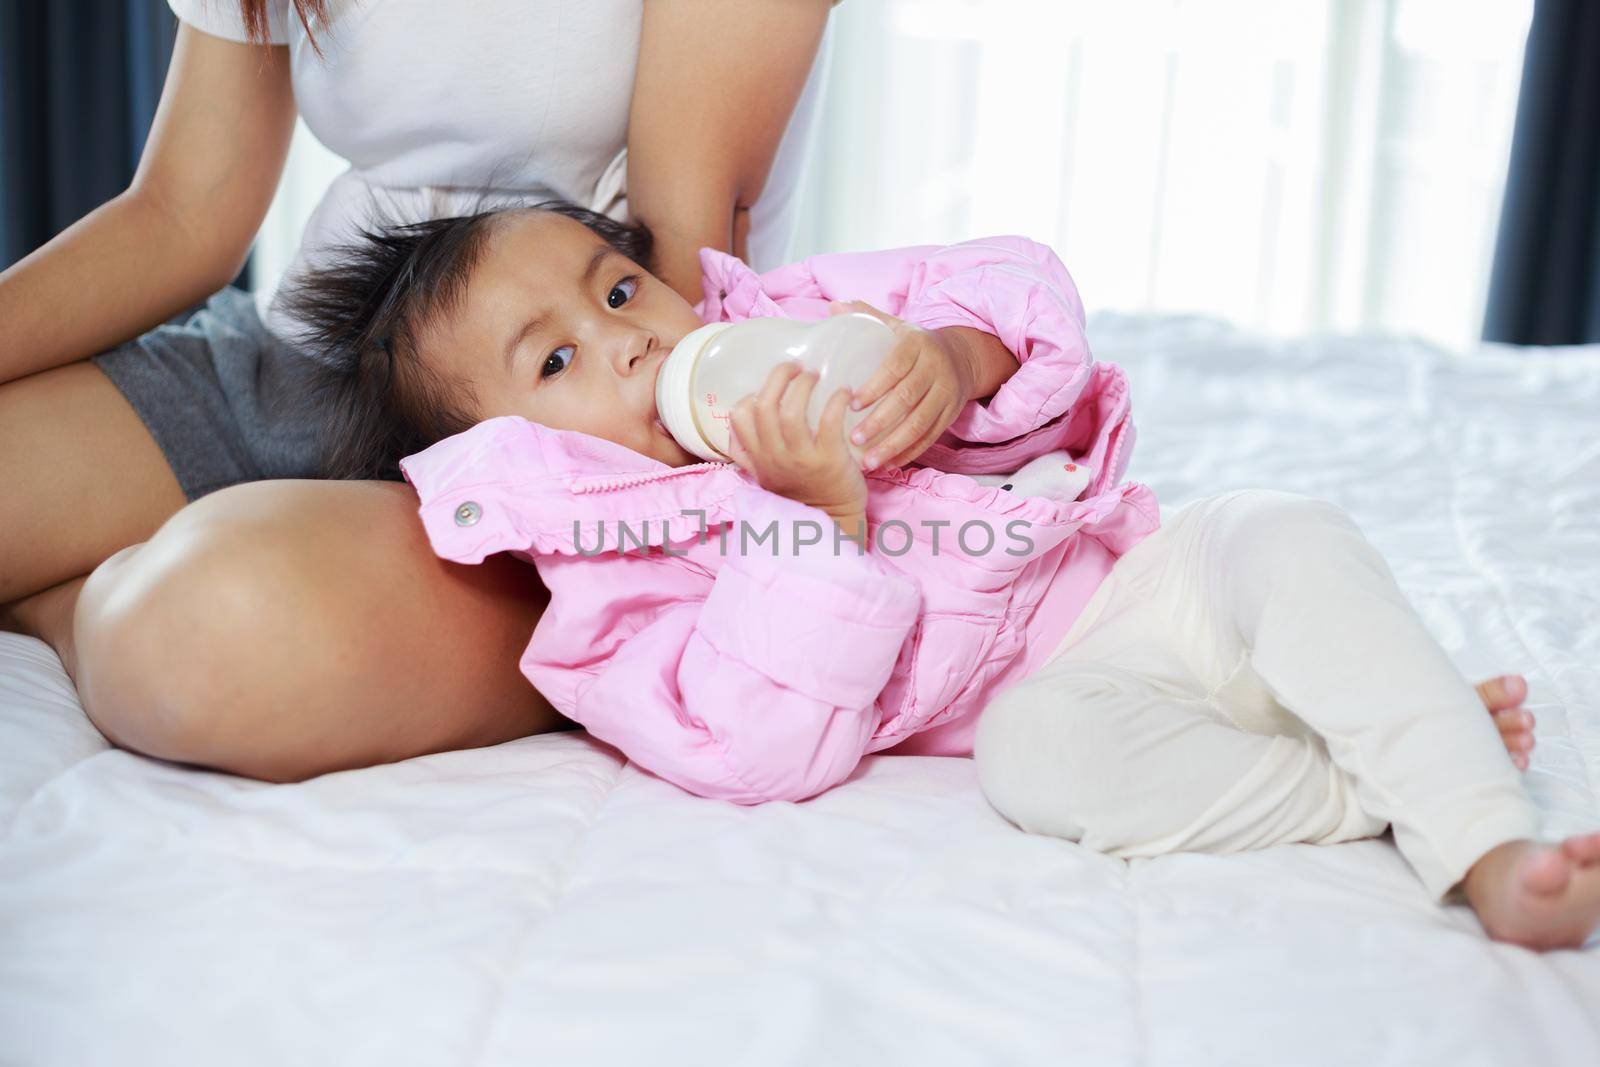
(3, 312, 1598, 1066)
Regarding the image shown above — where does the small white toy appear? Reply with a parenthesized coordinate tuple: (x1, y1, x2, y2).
(969, 449, 1094, 503)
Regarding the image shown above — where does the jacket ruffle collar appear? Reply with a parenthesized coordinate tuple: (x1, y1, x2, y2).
(694, 248, 786, 323)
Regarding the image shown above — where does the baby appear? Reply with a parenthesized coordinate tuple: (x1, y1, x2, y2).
(287, 201, 1600, 951)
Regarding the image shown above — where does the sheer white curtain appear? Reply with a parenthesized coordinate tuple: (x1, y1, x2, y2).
(258, 0, 1532, 351)
(789, 0, 1534, 351)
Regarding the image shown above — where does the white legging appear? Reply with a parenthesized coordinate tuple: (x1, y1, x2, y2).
(973, 489, 1540, 899)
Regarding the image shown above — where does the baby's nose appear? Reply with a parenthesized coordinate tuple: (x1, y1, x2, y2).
(618, 332, 654, 372)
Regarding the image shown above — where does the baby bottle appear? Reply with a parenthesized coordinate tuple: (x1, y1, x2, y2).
(655, 312, 896, 463)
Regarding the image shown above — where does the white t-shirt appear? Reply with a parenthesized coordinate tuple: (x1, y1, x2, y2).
(167, 0, 831, 338)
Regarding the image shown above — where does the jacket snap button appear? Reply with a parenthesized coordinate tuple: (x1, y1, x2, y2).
(454, 501, 482, 527)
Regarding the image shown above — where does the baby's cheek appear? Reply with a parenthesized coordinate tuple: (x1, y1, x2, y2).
(478, 386, 527, 423)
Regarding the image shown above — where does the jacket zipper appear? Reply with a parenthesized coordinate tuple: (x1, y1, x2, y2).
(571, 462, 730, 494)
(1099, 373, 1133, 493)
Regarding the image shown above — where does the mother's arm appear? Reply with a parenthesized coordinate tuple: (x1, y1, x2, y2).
(627, 0, 837, 301)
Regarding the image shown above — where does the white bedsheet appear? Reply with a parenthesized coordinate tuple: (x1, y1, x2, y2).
(3, 313, 1598, 1066)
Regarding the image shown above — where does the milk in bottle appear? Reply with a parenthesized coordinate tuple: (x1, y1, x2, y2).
(654, 312, 895, 463)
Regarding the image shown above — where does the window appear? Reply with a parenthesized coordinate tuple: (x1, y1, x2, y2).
(789, 0, 1534, 350)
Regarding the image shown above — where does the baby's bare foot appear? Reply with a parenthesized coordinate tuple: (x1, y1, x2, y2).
(1462, 834, 1600, 950)
(1474, 674, 1535, 771)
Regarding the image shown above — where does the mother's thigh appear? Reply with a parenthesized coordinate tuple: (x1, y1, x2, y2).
(73, 479, 570, 782)
(0, 362, 186, 604)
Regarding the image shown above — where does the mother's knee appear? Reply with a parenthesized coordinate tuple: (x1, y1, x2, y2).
(72, 479, 553, 780)
(72, 483, 304, 771)
(76, 548, 216, 765)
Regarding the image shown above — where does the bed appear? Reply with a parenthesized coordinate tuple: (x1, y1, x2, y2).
(3, 312, 1598, 1066)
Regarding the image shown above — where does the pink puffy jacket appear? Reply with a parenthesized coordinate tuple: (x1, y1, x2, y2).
(400, 237, 1159, 803)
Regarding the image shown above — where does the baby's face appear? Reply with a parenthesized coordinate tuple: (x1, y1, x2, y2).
(425, 210, 707, 466)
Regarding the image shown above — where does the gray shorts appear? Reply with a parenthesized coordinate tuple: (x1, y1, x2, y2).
(92, 286, 326, 501)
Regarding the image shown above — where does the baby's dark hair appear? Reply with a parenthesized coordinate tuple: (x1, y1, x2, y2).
(283, 200, 654, 481)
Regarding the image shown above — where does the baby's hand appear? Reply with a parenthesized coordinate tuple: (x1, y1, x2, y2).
(728, 362, 868, 542)
(829, 300, 979, 472)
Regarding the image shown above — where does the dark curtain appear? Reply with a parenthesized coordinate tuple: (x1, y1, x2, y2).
(0, 1, 180, 271)
(1482, 0, 1600, 345)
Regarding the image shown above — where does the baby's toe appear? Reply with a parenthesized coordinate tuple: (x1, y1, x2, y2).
(1559, 832, 1600, 866)
(1519, 847, 1573, 897)
(1477, 675, 1528, 712)
(1494, 712, 1535, 752)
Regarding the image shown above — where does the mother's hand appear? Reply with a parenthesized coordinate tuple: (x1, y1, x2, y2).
(627, 0, 835, 302)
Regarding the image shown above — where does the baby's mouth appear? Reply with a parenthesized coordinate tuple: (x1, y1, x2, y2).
(649, 362, 669, 435)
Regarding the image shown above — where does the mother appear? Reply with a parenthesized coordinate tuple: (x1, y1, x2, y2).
(0, 0, 837, 781)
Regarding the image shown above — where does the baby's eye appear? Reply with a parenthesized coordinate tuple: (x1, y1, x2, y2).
(607, 277, 639, 309)
(541, 345, 575, 379)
